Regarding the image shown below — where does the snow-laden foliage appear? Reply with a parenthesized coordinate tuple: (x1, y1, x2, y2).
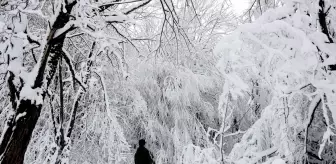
(1, 0, 240, 163)
(3, 0, 336, 163)
(24, 55, 226, 164)
(216, 0, 336, 163)
(110, 59, 223, 164)
(0, 0, 162, 163)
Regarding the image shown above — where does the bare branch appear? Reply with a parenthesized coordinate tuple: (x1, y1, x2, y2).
(110, 24, 139, 53)
(125, 0, 152, 15)
(99, 0, 129, 12)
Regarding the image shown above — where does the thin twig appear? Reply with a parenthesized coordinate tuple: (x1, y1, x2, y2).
(110, 24, 139, 53)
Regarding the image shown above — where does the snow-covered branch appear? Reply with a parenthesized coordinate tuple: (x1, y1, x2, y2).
(62, 49, 87, 91)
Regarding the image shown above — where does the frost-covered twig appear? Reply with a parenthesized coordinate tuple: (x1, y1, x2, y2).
(110, 24, 139, 53)
(61, 49, 86, 91)
(93, 71, 114, 121)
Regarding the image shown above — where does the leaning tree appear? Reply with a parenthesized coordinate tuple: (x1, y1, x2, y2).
(0, 0, 154, 163)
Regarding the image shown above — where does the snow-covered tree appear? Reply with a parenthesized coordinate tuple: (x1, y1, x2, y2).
(215, 0, 336, 163)
(0, 0, 154, 163)
(0, 0, 238, 164)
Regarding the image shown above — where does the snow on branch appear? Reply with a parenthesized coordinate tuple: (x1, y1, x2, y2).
(66, 32, 85, 38)
(98, 0, 147, 12)
(53, 21, 79, 40)
(26, 32, 41, 46)
(61, 49, 87, 91)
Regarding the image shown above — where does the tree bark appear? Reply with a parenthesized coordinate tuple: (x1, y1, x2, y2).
(318, 0, 333, 43)
(0, 2, 77, 164)
(0, 100, 42, 164)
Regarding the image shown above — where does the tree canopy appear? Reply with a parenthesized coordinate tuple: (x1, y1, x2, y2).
(0, 0, 335, 164)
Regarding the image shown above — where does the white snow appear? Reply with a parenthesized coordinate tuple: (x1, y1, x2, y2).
(0, 21, 4, 32)
(272, 158, 286, 164)
(20, 85, 43, 105)
(53, 21, 80, 39)
(232, 0, 249, 14)
(15, 112, 27, 122)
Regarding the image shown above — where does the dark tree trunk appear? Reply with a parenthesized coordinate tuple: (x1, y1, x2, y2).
(0, 100, 42, 164)
(318, 0, 336, 71)
(0, 2, 77, 164)
(318, 0, 333, 43)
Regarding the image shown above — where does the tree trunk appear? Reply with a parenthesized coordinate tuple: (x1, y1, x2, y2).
(0, 100, 42, 164)
(0, 2, 77, 164)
